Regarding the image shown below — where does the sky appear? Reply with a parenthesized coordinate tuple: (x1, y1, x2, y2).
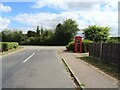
(0, 0, 119, 37)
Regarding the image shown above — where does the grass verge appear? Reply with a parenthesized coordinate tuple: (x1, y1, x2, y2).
(0, 47, 23, 56)
(80, 57, 120, 80)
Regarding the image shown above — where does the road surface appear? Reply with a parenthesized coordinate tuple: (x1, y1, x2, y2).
(2, 46, 75, 88)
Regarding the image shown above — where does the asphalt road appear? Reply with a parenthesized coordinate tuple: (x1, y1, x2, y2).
(2, 46, 75, 88)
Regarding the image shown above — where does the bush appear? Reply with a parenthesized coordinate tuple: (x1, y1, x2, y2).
(82, 39, 93, 53)
(1, 42, 19, 52)
(107, 39, 119, 43)
(2, 43, 8, 51)
(66, 41, 74, 51)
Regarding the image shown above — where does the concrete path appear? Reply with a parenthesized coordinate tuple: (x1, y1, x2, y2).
(2, 46, 75, 88)
(59, 51, 119, 88)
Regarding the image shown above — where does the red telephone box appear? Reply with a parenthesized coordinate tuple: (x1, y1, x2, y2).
(74, 36, 82, 53)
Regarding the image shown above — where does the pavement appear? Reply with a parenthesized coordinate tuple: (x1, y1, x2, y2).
(59, 51, 119, 88)
(2, 46, 75, 88)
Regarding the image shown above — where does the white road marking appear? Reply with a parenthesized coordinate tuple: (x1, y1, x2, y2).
(23, 53, 35, 63)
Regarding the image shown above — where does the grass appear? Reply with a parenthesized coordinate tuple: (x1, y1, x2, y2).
(80, 57, 120, 80)
(0, 47, 23, 56)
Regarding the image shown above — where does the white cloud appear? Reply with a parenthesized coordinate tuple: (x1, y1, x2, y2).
(32, 0, 102, 10)
(0, 17, 11, 30)
(15, 8, 118, 36)
(32, 0, 66, 10)
(0, 4, 11, 12)
(15, 0, 119, 36)
(77, 8, 118, 36)
(32, 0, 119, 10)
(15, 12, 79, 29)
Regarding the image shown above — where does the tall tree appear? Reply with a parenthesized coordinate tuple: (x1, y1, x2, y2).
(41, 28, 44, 35)
(83, 25, 110, 42)
(27, 30, 36, 37)
(54, 19, 79, 45)
(36, 26, 40, 36)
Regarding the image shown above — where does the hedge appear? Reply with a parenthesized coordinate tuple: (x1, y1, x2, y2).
(82, 39, 93, 53)
(0, 42, 19, 52)
(66, 41, 74, 52)
(66, 39, 93, 53)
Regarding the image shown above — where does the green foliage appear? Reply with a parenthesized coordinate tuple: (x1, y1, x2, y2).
(20, 29, 55, 45)
(66, 41, 74, 51)
(54, 19, 79, 45)
(1, 30, 24, 43)
(1, 20, 115, 45)
(1, 19, 79, 45)
(107, 37, 120, 43)
(0, 42, 19, 52)
(27, 30, 36, 37)
(118, 37, 120, 42)
(107, 39, 119, 43)
(42, 29, 54, 45)
(83, 25, 110, 42)
(36, 26, 40, 36)
(82, 39, 93, 53)
(41, 28, 44, 35)
(28, 37, 36, 45)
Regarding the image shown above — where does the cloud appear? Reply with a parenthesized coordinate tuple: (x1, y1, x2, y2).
(0, 17, 11, 30)
(15, 7, 118, 36)
(32, 0, 102, 10)
(32, 0, 66, 10)
(77, 8, 118, 36)
(32, 0, 119, 10)
(15, 12, 79, 29)
(15, 0, 119, 36)
(0, 3, 11, 12)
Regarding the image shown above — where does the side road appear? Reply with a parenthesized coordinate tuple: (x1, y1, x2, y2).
(59, 51, 119, 88)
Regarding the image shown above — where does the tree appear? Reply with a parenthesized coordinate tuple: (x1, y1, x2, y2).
(27, 30, 36, 37)
(41, 29, 54, 45)
(54, 19, 79, 45)
(36, 26, 40, 36)
(1, 30, 24, 43)
(12, 30, 23, 43)
(41, 28, 44, 35)
(1, 30, 11, 41)
(83, 25, 110, 42)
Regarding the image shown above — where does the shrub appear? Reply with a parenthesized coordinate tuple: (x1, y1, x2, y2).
(2, 43, 8, 51)
(19, 40, 28, 45)
(107, 39, 119, 43)
(66, 41, 74, 51)
(82, 39, 93, 53)
(1, 42, 19, 52)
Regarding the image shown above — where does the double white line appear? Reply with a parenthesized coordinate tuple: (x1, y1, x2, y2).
(23, 52, 35, 63)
